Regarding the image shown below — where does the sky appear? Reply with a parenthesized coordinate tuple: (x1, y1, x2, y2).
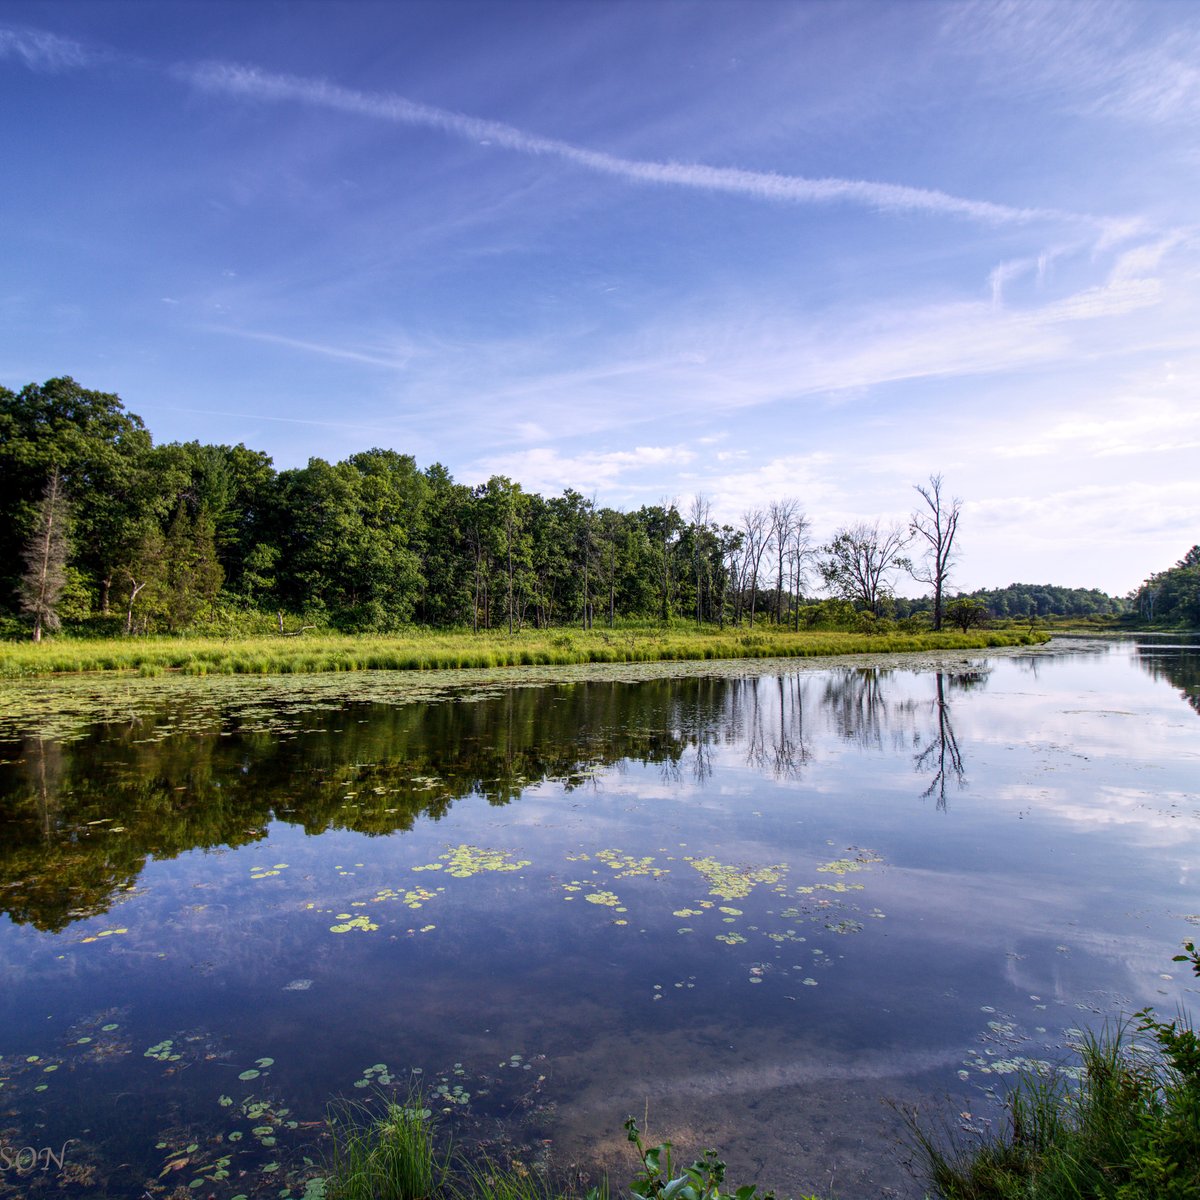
(2, 0, 1198, 597)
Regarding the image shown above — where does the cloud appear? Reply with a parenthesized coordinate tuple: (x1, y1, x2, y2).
(468, 444, 696, 495)
(968, 479, 1200, 547)
(942, 2, 1200, 128)
(204, 325, 415, 370)
(177, 59, 1090, 229)
(0, 26, 91, 71)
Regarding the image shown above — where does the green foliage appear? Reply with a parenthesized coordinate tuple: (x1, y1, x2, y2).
(1133, 547, 1200, 627)
(623, 1117, 805, 1200)
(818, 522, 910, 617)
(0, 374, 1127, 638)
(912, 941, 1200, 1200)
(968, 583, 1128, 620)
(320, 1106, 793, 1200)
(945, 597, 989, 633)
(0, 377, 152, 612)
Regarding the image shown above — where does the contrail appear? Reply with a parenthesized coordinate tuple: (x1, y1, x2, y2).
(181, 60, 1073, 227)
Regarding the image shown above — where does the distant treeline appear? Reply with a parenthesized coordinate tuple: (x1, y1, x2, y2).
(893, 583, 1128, 620)
(1, 376, 1134, 638)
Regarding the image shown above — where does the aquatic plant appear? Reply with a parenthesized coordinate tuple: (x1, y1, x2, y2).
(623, 1117, 817, 1200)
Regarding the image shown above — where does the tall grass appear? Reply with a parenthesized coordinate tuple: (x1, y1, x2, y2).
(0, 624, 1048, 677)
(910, 1012, 1200, 1199)
(325, 1096, 445, 1200)
(322, 1095, 591, 1200)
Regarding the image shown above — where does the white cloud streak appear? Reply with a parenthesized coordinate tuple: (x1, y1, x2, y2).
(178, 59, 1083, 228)
(0, 26, 91, 71)
(204, 325, 414, 370)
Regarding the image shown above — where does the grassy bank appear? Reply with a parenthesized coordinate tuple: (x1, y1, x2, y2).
(0, 625, 1048, 677)
(320, 1104, 803, 1200)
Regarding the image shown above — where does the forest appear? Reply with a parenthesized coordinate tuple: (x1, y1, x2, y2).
(1, 377, 1146, 640)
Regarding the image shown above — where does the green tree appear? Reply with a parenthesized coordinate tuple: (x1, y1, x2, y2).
(119, 519, 169, 635)
(820, 522, 911, 616)
(0, 377, 152, 614)
(162, 504, 225, 631)
(945, 595, 989, 632)
(1134, 546, 1200, 626)
(413, 464, 473, 626)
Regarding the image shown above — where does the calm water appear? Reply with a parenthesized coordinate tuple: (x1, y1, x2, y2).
(0, 637, 1197, 1199)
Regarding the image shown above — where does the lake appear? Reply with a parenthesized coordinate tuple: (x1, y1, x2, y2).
(0, 635, 1197, 1200)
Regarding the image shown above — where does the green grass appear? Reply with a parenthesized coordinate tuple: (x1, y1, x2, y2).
(910, 1011, 1200, 1199)
(319, 1102, 795, 1200)
(325, 1096, 446, 1200)
(321, 1095, 592, 1200)
(0, 624, 1048, 676)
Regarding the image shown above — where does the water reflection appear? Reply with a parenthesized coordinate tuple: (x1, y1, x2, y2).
(0, 668, 992, 933)
(10, 643, 1199, 933)
(1134, 638, 1200, 715)
(741, 674, 812, 778)
(1, 642, 1199, 1200)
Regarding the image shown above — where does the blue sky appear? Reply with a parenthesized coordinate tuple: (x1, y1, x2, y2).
(3, 0, 1198, 596)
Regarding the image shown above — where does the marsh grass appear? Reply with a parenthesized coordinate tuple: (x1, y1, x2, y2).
(0, 624, 1047, 677)
(910, 1014, 1200, 1199)
(325, 1096, 446, 1200)
(322, 1095, 599, 1200)
(454, 1154, 592, 1200)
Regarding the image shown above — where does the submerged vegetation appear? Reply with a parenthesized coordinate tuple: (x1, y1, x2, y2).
(0, 624, 1045, 676)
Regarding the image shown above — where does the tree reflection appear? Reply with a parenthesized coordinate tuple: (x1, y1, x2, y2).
(0, 663, 1002, 931)
(741, 674, 812, 779)
(1134, 641, 1200, 716)
(914, 673, 963, 809)
(0, 679, 713, 931)
(822, 667, 893, 748)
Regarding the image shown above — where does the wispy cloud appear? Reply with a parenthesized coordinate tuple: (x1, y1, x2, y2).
(204, 325, 415, 371)
(0, 25, 92, 71)
(0, 25, 1132, 232)
(157, 404, 407, 435)
(178, 59, 1084, 228)
(943, 2, 1200, 128)
(469, 444, 695, 494)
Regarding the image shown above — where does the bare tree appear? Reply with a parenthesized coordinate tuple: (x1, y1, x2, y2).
(688, 493, 712, 626)
(909, 473, 962, 630)
(19, 469, 71, 642)
(740, 507, 770, 626)
(820, 521, 910, 616)
(784, 509, 814, 629)
(768, 498, 804, 624)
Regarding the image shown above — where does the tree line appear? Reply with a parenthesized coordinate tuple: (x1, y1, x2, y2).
(1131, 547, 1200, 626)
(2, 375, 1120, 640)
